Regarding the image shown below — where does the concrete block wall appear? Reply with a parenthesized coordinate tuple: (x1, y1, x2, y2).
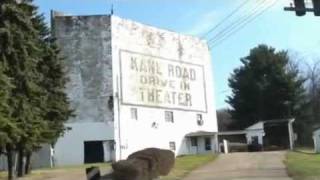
(54, 15, 114, 124)
(53, 15, 115, 165)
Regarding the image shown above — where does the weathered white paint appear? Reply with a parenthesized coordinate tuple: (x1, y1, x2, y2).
(52, 14, 115, 166)
(111, 16, 217, 160)
(313, 129, 320, 153)
(245, 122, 265, 145)
(54, 122, 114, 166)
(120, 50, 206, 112)
(52, 14, 218, 166)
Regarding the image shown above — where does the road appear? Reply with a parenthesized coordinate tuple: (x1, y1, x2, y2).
(183, 151, 292, 180)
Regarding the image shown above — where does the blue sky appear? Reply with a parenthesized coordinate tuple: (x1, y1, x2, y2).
(34, 0, 320, 109)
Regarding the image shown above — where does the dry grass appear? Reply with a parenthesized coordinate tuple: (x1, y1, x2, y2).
(0, 154, 217, 180)
(0, 163, 110, 180)
(160, 154, 217, 180)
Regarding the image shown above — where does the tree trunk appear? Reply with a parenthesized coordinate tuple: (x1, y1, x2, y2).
(17, 147, 25, 177)
(6, 145, 16, 180)
(25, 151, 32, 175)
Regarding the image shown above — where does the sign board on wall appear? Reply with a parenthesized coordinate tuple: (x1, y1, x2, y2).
(119, 50, 207, 112)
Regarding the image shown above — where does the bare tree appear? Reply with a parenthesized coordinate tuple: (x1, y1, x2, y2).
(305, 60, 320, 124)
(216, 108, 234, 131)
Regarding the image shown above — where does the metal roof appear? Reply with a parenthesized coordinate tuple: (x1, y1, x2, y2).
(218, 129, 263, 135)
(185, 129, 263, 137)
(185, 131, 216, 137)
(185, 119, 294, 137)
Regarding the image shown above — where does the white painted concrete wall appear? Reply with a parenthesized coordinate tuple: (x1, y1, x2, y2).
(31, 144, 52, 169)
(246, 122, 264, 130)
(246, 130, 265, 145)
(54, 122, 114, 166)
(52, 14, 218, 166)
(245, 122, 265, 144)
(111, 16, 218, 160)
(54, 15, 114, 124)
(0, 144, 53, 171)
(187, 138, 198, 155)
(53, 15, 115, 166)
(313, 129, 320, 153)
(186, 136, 218, 155)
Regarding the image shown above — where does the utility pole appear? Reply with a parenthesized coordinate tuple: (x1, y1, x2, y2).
(111, 4, 114, 15)
(284, 0, 320, 16)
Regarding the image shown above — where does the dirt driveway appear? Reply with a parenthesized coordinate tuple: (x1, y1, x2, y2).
(183, 151, 292, 180)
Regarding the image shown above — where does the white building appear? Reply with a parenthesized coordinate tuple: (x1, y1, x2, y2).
(313, 128, 320, 153)
(211, 119, 295, 153)
(52, 14, 218, 166)
(0, 144, 53, 171)
(245, 121, 265, 145)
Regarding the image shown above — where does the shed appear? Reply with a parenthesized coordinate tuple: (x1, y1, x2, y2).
(217, 118, 295, 151)
(245, 122, 265, 145)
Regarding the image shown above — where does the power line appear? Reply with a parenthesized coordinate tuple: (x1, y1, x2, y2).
(201, 0, 251, 39)
(207, 0, 269, 46)
(210, 0, 278, 48)
(207, 0, 268, 45)
(209, 0, 278, 49)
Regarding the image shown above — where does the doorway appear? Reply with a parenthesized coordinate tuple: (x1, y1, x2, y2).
(84, 141, 104, 164)
(103, 140, 115, 162)
(205, 137, 212, 151)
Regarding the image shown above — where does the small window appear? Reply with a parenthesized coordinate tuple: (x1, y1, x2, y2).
(131, 108, 138, 120)
(165, 111, 174, 123)
(197, 114, 203, 126)
(191, 137, 198, 147)
(169, 141, 176, 151)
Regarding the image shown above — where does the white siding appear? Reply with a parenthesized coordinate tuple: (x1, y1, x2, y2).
(54, 122, 114, 166)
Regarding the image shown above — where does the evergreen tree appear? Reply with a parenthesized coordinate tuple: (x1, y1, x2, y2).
(227, 45, 305, 129)
(0, 63, 19, 154)
(0, 0, 72, 178)
(35, 13, 72, 145)
(18, 7, 72, 176)
(0, 1, 39, 178)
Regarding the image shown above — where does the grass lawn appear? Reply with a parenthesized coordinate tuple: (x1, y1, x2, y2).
(0, 163, 110, 180)
(160, 154, 217, 180)
(286, 151, 320, 180)
(0, 154, 216, 180)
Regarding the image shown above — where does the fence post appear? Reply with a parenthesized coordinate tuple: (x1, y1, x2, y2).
(223, 139, 229, 154)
